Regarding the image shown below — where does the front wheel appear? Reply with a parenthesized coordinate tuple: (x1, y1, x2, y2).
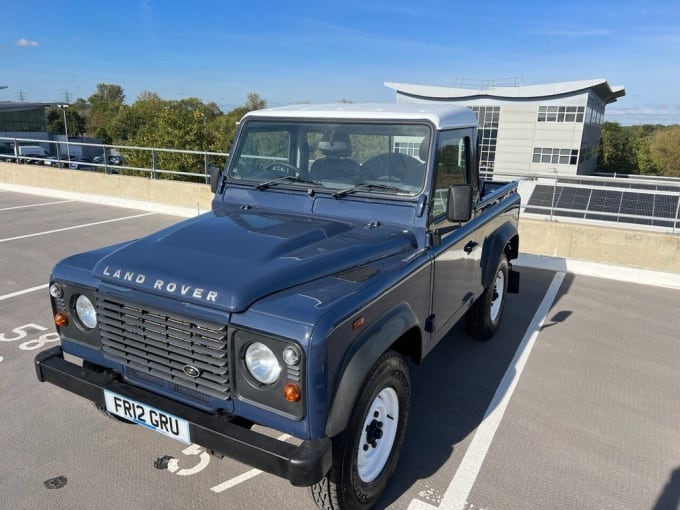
(466, 255, 508, 340)
(311, 350, 410, 510)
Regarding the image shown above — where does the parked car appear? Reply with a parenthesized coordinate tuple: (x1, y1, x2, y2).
(36, 103, 521, 510)
(68, 156, 95, 171)
(92, 155, 123, 166)
(18, 145, 48, 165)
(0, 142, 16, 162)
(44, 156, 62, 167)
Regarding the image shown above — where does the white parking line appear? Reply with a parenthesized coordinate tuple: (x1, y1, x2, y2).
(0, 212, 155, 243)
(210, 434, 291, 493)
(0, 200, 75, 211)
(409, 272, 566, 510)
(210, 469, 263, 493)
(0, 284, 48, 301)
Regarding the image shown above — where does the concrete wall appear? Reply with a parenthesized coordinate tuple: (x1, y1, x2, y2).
(0, 163, 214, 215)
(2, 162, 679, 273)
(519, 218, 680, 273)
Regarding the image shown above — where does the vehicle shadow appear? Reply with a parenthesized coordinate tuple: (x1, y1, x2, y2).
(653, 467, 680, 510)
(378, 268, 571, 508)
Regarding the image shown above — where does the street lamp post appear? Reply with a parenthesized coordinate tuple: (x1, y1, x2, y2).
(58, 104, 70, 167)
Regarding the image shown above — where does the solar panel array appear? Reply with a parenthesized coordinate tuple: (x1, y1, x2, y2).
(523, 180, 680, 230)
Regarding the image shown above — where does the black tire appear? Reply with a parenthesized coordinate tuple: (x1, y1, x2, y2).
(311, 350, 410, 510)
(466, 255, 509, 341)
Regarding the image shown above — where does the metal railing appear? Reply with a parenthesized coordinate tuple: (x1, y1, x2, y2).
(509, 172, 680, 234)
(0, 135, 228, 183)
(3, 135, 680, 234)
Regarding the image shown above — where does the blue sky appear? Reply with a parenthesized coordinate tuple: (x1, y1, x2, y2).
(1, 0, 679, 124)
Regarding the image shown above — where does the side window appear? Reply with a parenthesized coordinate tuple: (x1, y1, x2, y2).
(432, 132, 469, 218)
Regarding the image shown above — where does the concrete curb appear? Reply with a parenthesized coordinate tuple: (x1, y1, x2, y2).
(515, 253, 680, 290)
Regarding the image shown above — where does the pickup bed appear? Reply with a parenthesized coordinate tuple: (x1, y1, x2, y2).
(36, 103, 520, 510)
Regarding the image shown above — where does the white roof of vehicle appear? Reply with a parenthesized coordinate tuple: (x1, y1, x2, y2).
(243, 103, 478, 129)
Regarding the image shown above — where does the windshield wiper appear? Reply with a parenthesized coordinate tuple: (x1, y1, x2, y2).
(333, 183, 403, 198)
(256, 175, 321, 190)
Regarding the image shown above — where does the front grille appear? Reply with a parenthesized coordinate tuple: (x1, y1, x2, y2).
(98, 295, 230, 401)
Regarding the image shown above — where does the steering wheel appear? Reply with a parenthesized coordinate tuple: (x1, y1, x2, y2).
(260, 162, 300, 177)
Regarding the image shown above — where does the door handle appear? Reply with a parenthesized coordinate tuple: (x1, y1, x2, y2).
(464, 241, 478, 254)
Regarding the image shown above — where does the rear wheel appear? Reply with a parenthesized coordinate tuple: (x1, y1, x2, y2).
(466, 255, 508, 340)
(311, 351, 410, 510)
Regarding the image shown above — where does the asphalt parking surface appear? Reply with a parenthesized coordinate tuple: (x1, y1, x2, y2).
(1, 189, 679, 510)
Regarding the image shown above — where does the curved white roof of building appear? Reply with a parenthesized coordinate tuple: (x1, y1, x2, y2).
(385, 79, 625, 104)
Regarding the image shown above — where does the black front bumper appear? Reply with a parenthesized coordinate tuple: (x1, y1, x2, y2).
(34, 346, 332, 487)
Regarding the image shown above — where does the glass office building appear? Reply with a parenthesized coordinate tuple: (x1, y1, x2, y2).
(385, 79, 625, 176)
(0, 102, 49, 133)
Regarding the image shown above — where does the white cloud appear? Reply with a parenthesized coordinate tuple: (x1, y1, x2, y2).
(15, 38, 39, 47)
(606, 104, 680, 125)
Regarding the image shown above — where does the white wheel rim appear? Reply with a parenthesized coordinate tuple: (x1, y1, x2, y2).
(489, 269, 505, 322)
(357, 387, 399, 483)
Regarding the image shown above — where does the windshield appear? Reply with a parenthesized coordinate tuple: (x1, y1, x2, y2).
(228, 120, 431, 196)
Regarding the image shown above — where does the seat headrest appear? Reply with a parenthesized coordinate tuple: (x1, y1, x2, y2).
(318, 130, 352, 157)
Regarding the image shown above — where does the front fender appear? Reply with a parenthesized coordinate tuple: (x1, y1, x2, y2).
(324, 302, 420, 438)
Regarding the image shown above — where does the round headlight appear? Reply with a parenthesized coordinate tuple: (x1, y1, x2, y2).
(49, 283, 63, 298)
(245, 342, 281, 385)
(75, 295, 97, 329)
(282, 346, 300, 366)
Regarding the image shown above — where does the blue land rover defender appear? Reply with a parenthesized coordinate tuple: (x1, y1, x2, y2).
(35, 103, 520, 510)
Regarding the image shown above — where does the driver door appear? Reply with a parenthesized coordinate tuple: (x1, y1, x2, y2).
(428, 129, 482, 342)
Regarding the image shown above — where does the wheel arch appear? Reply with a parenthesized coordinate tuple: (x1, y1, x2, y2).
(481, 221, 519, 289)
(324, 303, 422, 438)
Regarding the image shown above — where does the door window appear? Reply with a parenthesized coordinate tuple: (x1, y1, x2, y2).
(432, 132, 469, 217)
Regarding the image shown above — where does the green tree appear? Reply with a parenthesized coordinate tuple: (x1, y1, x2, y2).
(649, 125, 680, 177)
(206, 92, 268, 155)
(45, 106, 86, 136)
(245, 92, 267, 111)
(598, 122, 637, 174)
(124, 96, 224, 180)
(635, 131, 659, 175)
(87, 83, 127, 143)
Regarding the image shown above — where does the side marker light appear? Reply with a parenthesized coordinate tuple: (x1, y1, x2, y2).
(54, 313, 68, 327)
(283, 383, 302, 403)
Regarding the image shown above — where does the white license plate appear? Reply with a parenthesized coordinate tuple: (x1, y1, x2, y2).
(104, 390, 190, 444)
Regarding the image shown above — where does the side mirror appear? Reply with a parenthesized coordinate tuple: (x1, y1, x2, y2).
(447, 184, 473, 222)
(209, 166, 222, 193)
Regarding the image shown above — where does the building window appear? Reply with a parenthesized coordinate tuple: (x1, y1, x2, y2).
(393, 141, 420, 158)
(0, 108, 47, 132)
(470, 106, 500, 174)
(579, 144, 598, 163)
(537, 106, 585, 123)
(532, 147, 579, 165)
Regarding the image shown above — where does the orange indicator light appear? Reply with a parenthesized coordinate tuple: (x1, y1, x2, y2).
(54, 313, 68, 327)
(283, 383, 302, 403)
(352, 317, 365, 330)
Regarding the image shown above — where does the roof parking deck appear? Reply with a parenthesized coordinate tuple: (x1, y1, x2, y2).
(1, 190, 679, 509)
